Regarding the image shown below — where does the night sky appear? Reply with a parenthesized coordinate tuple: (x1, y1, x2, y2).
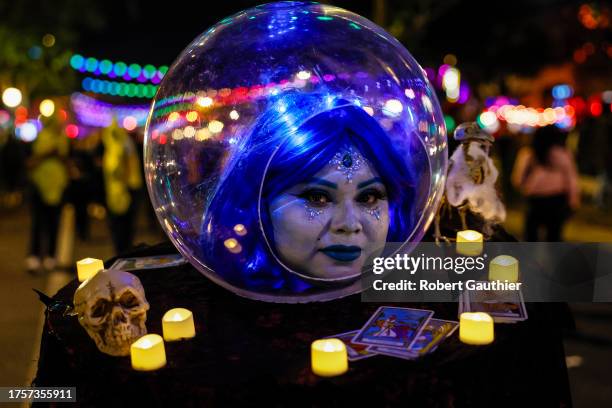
(61, 0, 591, 77)
(2, 0, 601, 84)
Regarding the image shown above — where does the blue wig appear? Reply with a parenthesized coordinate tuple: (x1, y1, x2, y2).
(201, 94, 421, 294)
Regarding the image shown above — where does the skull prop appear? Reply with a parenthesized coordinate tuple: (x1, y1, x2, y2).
(74, 270, 150, 356)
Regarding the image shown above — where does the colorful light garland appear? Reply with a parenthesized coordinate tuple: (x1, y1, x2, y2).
(70, 54, 168, 84)
(82, 77, 158, 99)
(479, 102, 576, 134)
(71, 92, 149, 129)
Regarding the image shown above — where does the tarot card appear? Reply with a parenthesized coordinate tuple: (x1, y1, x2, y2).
(110, 254, 187, 271)
(367, 345, 419, 360)
(464, 283, 528, 323)
(352, 306, 434, 349)
(406, 318, 458, 356)
(368, 318, 458, 359)
(327, 330, 377, 361)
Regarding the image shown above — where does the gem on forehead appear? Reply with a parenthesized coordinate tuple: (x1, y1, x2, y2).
(342, 153, 353, 168)
(329, 145, 365, 183)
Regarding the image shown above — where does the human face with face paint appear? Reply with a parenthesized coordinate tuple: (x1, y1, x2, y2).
(268, 145, 390, 281)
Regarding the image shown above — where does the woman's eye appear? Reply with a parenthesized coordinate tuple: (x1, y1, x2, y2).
(298, 189, 331, 206)
(356, 189, 387, 205)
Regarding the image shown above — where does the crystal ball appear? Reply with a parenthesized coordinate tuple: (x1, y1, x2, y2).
(144, 1, 447, 302)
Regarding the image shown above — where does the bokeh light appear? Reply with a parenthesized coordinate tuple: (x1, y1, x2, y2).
(2, 88, 23, 108)
(207, 120, 224, 133)
(123, 116, 137, 131)
(197, 96, 213, 107)
(16, 121, 38, 142)
(42, 33, 56, 47)
(39, 99, 55, 117)
(65, 124, 79, 138)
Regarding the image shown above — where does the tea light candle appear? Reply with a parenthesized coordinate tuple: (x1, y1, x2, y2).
(459, 312, 494, 345)
(311, 338, 348, 377)
(162, 308, 196, 342)
(456, 230, 483, 256)
(76, 258, 104, 282)
(131, 334, 166, 371)
(489, 255, 519, 283)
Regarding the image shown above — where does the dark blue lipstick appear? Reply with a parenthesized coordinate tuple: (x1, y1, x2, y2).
(320, 245, 362, 262)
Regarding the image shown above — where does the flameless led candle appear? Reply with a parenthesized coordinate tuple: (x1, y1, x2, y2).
(162, 308, 196, 342)
(456, 230, 483, 256)
(130, 334, 166, 371)
(459, 312, 494, 345)
(311, 338, 348, 377)
(489, 255, 519, 283)
(76, 258, 104, 282)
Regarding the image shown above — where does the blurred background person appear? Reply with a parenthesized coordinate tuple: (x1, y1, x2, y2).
(101, 118, 143, 253)
(65, 133, 100, 242)
(25, 113, 69, 274)
(511, 125, 580, 241)
(0, 128, 27, 209)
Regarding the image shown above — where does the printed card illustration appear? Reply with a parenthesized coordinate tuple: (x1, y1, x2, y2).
(368, 318, 458, 359)
(407, 318, 458, 355)
(328, 330, 377, 361)
(110, 254, 187, 271)
(352, 307, 433, 348)
(465, 285, 528, 323)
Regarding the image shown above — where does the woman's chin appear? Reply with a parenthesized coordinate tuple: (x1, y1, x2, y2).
(293, 260, 363, 283)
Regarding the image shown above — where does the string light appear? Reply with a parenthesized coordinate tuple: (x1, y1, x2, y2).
(70, 54, 167, 84)
(444, 114, 456, 132)
(483, 101, 577, 131)
(208, 120, 224, 133)
(186, 111, 199, 122)
(82, 77, 158, 98)
(71, 93, 149, 129)
(196, 96, 213, 107)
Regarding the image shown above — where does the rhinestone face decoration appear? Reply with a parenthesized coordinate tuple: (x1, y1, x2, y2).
(329, 146, 365, 183)
(305, 205, 324, 220)
(365, 206, 381, 221)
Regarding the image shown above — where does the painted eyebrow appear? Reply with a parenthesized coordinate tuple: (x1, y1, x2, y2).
(307, 177, 338, 189)
(357, 177, 383, 189)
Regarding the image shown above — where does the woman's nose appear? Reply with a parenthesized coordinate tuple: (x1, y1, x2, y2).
(330, 202, 362, 234)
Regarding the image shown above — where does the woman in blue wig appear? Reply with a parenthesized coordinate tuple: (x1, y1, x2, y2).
(201, 94, 419, 294)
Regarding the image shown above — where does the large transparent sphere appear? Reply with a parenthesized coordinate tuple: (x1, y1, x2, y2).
(144, 1, 447, 302)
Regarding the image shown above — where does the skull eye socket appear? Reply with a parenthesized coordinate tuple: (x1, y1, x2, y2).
(119, 291, 139, 308)
(91, 299, 111, 318)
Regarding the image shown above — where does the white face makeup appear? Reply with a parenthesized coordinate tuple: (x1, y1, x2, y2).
(268, 146, 390, 280)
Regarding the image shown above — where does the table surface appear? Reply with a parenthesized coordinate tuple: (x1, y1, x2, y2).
(33, 241, 573, 408)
